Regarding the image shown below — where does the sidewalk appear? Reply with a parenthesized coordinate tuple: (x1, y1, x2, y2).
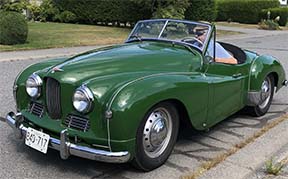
(0, 45, 102, 61)
(216, 25, 288, 41)
(198, 116, 288, 179)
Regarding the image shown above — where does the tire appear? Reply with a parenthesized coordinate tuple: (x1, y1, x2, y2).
(132, 102, 179, 171)
(248, 75, 274, 117)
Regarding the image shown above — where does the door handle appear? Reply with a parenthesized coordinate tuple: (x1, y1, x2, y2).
(232, 73, 242, 78)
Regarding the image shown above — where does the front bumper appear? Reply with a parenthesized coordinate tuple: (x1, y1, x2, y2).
(0, 112, 130, 163)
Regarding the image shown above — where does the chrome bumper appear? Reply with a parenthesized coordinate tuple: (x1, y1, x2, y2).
(1, 112, 130, 163)
(284, 80, 288, 87)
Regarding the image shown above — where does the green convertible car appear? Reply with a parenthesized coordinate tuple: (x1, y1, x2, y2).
(1, 19, 287, 171)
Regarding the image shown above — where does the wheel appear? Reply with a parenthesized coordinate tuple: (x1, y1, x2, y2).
(249, 75, 274, 117)
(133, 102, 179, 171)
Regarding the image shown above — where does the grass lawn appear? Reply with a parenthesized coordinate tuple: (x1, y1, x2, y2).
(0, 22, 242, 52)
(0, 22, 131, 51)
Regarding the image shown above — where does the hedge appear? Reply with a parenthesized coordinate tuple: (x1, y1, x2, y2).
(0, 11, 28, 45)
(260, 7, 288, 26)
(54, 0, 152, 25)
(185, 0, 217, 22)
(216, 0, 280, 24)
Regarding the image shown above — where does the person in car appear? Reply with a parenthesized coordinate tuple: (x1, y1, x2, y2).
(195, 29, 238, 64)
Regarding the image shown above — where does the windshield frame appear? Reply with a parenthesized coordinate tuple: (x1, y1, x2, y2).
(126, 19, 212, 52)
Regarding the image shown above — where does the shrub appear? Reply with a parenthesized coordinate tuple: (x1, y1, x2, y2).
(216, 0, 280, 24)
(54, 10, 76, 23)
(1, 1, 26, 13)
(39, 0, 60, 22)
(185, 0, 217, 22)
(260, 8, 288, 26)
(0, 11, 28, 45)
(54, 0, 152, 25)
(152, 0, 190, 19)
(258, 19, 280, 30)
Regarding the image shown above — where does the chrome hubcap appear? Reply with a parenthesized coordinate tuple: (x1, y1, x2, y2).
(259, 77, 271, 109)
(143, 107, 172, 158)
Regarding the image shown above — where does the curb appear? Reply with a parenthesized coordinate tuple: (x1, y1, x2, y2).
(197, 114, 288, 179)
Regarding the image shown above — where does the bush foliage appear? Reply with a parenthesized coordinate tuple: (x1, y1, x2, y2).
(185, 0, 217, 22)
(260, 8, 288, 26)
(216, 0, 280, 24)
(152, 0, 190, 19)
(0, 11, 28, 45)
(54, 0, 152, 25)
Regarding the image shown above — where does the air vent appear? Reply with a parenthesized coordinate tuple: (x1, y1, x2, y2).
(65, 114, 90, 132)
(30, 102, 44, 118)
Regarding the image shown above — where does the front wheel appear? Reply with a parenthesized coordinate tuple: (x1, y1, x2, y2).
(133, 102, 179, 171)
(249, 75, 274, 116)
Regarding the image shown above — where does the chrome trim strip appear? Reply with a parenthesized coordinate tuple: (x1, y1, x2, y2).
(2, 112, 130, 163)
(158, 20, 169, 38)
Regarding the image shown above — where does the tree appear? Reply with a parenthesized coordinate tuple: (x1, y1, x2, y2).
(152, 0, 190, 19)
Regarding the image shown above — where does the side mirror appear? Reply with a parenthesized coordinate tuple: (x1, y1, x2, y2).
(204, 56, 214, 64)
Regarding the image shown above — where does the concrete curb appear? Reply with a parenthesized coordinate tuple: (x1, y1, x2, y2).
(198, 115, 288, 179)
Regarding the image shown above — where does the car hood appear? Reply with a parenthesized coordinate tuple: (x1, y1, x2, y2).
(44, 42, 198, 83)
(38, 42, 200, 101)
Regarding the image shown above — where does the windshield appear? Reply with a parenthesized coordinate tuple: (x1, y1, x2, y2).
(126, 19, 211, 50)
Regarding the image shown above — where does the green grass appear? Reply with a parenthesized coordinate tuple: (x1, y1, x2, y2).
(0, 22, 242, 52)
(0, 22, 131, 51)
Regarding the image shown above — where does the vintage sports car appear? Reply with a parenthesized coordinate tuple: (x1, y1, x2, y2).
(1, 19, 287, 171)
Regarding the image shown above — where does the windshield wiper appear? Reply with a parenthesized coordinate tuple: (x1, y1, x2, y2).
(129, 34, 142, 42)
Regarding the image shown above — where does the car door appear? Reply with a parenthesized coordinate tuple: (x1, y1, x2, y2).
(203, 29, 246, 127)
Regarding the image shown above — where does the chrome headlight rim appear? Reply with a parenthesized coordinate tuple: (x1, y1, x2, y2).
(26, 73, 42, 98)
(72, 85, 94, 114)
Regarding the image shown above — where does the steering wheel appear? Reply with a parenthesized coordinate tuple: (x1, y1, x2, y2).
(181, 37, 203, 46)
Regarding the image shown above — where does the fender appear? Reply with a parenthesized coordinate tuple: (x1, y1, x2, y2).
(14, 57, 66, 110)
(249, 55, 286, 92)
(107, 72, 210, 144)
(16, 57, 67, 85)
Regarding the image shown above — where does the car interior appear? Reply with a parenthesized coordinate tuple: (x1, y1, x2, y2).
(218, 42, 247, 64)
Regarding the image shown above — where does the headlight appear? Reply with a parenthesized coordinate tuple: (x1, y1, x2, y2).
(73, 85, 94, 113)
(26, 73, 42, 98)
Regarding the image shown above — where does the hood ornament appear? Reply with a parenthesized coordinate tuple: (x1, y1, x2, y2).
(51, 67, 64, 73)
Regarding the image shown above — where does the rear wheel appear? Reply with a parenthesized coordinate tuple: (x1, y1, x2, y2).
(249, 75, 274, 116)
(133, 102, 179, 171)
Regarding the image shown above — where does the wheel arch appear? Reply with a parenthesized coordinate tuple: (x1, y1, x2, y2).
(249, 55, 286, 92)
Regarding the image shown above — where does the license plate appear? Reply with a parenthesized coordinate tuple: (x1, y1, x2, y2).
(25, 127, 50, 154)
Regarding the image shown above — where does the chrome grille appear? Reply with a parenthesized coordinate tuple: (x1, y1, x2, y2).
(65, 114, 90, 132)
(46, 77, 62, 119)
(30, 102, 44, 118)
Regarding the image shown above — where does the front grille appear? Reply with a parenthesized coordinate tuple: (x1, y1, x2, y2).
(65, 114, 90, 132)
(46, 77, 62, 119)
(29, 102, 44, 118)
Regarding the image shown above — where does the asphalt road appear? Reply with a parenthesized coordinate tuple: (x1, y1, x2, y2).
(0, 32, 287, 179)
